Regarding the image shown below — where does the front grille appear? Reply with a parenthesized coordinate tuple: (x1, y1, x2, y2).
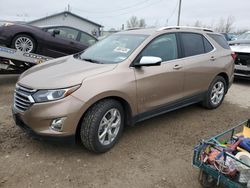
(14, 85, 36, 112)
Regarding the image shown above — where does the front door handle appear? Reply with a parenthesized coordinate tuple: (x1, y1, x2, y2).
(173, 64, 182, 70)
(210, 56, 216, 61)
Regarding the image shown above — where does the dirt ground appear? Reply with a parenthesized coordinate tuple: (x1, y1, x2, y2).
(0, 75, 249, 188)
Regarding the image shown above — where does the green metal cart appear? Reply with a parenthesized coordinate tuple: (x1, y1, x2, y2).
(193, 120, 250, 188)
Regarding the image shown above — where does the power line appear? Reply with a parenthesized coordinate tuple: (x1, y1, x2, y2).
(166, 0, 179, 23)
(72, 0, 151, 14)
(73, 0, 163, 18)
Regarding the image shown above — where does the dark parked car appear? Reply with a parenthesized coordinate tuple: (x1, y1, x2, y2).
(0, 23, 97, 57)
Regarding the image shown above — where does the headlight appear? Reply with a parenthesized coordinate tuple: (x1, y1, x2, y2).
(32, 85, 80, 103)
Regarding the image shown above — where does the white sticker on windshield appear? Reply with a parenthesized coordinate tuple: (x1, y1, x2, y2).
(114, 47, 130, 53)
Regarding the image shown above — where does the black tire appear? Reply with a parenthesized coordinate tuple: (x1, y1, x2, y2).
(199, 170, 217, 188)
(202, 76, 227, 109)
(11, 34, 36, 53)
(80, 99, 124, 153)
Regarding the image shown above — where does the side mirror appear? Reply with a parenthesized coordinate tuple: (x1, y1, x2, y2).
(135, 56, 162, 67)
(52, 29, 60, 36)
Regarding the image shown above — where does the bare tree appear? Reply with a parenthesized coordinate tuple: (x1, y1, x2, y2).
(139, 18, 146, 28)
(225, 16, 235, 33)
(126, 16, 146, 29)
(194, 20, 202, 27)
(192, 20, 212, 29)
(215, 16, 235, 33)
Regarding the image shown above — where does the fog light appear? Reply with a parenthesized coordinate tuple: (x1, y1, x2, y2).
(50, 117, 66, 132)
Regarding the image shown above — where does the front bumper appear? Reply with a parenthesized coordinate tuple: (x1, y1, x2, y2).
(234, 65, 250, 79)
(13, 112, 75, 143)
(12, 95, 85, 142)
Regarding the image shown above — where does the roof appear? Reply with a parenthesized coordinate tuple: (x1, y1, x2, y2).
(118, 28, 157, 35)
(28, 11, 103, 27)
(0, 20, 26, 24)
(117, 26, 216, 36)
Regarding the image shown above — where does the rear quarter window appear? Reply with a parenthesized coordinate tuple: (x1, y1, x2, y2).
(207, 34, 230, 49)
(203, 37, 214, 53)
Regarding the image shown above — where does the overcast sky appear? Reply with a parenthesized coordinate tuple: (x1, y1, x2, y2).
(0, 0, 249, 31)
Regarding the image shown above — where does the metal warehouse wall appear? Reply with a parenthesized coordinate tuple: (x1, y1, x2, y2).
(30, 13, 100, 36)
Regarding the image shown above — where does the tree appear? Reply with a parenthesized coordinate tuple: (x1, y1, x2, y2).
(194, 20, 202, 27)
(215, 16, 235, 33)
(139, 18, 146, 28)
(224, 16, 235, 33)
(126, 16, 146, 29)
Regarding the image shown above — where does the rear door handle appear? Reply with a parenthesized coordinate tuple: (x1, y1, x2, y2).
(210, 56, 216, 61)
(173, 64, 182, 70)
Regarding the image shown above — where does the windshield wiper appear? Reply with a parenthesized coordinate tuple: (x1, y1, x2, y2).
(81, 58, 102, 64)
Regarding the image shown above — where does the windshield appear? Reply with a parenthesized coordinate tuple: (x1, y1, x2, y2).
(237, 32, 250, 40)
(78, 34, 148, 64)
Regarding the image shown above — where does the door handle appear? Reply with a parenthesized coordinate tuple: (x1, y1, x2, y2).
(210, 56, 216, 61)
(173, 64, 182, 70)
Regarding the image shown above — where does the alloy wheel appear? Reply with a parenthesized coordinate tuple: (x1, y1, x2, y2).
(15, 37, 34, 52)
(98, 108, 121, 146)
(210, 81, 225, 106)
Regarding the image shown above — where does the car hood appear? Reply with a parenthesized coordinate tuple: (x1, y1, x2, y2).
(18, 56, 117, 89)
(229, 39, 250, 45)
(230, 44, 250, 53)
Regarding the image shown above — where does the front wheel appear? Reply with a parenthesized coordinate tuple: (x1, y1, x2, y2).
(202, 76, 227, 109)
(80, 99, 124, 153)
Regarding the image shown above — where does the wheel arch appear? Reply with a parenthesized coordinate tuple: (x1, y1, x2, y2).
(75, 95, 134, 142)
(217, 72, 229, 93)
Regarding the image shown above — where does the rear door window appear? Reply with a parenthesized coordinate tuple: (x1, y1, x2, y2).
(181, 33, 205, 57)
(207, 34, 230, 49)
(79, 32, 97, 47)
(180, 33, 214, 57)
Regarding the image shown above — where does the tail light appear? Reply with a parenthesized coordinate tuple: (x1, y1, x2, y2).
(231, 52, 237, 61)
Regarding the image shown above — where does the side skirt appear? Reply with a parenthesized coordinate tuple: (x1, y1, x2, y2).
(132, 92, 206, 124)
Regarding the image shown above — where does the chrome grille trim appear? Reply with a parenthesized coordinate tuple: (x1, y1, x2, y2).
(15, 99, 30, 107)
(18, 86, 37, 93)
(14, 85, 36, 112)
(15, 89, 30, 98)
(15, 94, 31, 103)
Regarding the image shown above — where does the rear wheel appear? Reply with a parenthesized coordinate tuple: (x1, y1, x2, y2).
(80, 99, 124, 153)
(11, 34, 36, 53)
(202, 76, 227, 109)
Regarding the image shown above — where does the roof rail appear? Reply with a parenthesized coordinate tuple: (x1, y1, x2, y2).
(126, 27, 144, 31)
(158, 26, 213, 32)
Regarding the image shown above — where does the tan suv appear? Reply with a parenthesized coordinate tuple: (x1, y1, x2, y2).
(13, 26, 235, 153)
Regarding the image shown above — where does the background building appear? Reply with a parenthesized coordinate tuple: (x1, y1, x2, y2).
(28, 11, 102, 37)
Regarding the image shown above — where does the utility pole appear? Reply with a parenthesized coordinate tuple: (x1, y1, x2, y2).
(67, 4, 71, 12)
(177, 0, 182, 26)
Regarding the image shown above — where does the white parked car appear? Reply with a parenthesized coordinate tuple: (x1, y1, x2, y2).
(229, 31, 250, 79)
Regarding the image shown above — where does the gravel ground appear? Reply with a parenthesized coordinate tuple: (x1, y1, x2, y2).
(0, 75, 249, 188)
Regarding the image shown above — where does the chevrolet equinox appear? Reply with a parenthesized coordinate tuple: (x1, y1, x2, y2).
(13, 26, 235, 153)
